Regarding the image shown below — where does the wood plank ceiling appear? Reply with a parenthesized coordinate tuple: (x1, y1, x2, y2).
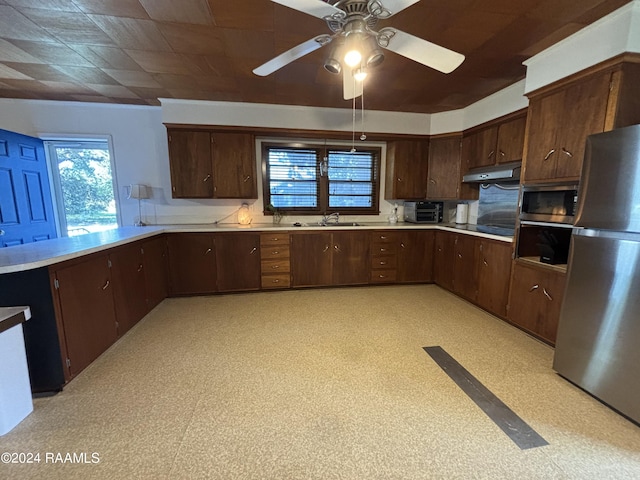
(0, 0, 632, 113)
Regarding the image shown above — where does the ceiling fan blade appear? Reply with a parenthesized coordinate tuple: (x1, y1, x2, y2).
(271, 0, 344, 20)
(368, 0, 420, 18)
(343, 69, 363, 100)
(253, 35, 332, 76)
(381, 29, 465, 74)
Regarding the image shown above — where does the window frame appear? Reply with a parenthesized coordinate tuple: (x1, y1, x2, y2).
(261, 141, 382, 215)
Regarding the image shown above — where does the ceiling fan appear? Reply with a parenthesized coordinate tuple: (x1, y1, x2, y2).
(253, 0, 465, 100)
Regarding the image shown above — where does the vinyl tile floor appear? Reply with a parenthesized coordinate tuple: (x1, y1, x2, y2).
(2, 285, 640, 479)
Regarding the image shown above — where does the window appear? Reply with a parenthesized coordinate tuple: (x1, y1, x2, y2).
(45, 140, 119, 236)
(262, 142, 381, 215)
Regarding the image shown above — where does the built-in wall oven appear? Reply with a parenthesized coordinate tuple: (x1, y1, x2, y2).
(517, 183, 578, 265)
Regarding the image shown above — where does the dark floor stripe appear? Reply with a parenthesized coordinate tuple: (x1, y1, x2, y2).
(424, 346, 549, 450)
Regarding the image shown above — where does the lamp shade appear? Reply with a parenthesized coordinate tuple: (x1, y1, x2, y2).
(128, 184, 149, 199)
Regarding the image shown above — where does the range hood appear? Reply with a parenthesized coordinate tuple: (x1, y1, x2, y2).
(463, 161, 521, 183)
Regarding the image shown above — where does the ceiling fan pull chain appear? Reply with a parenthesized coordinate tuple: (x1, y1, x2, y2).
(360, 79, 367, 141)
(351, 80, 357, 152)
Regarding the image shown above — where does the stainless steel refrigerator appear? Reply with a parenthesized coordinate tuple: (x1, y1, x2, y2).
(553, 124, 640, 424)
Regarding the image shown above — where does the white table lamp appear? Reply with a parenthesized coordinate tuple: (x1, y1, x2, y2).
(128, 184, 149, 226)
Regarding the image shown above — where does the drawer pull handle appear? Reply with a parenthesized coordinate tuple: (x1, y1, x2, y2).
(488, 150, 495, 159)
(543, 288, 553, 301)
(561, 147, 573, 158)
(483, 259, 488, 266)
(137, 264, 143, 272)
(249, 247, 257, 255)
(380, 235, 387, 239)
(272, 279, 280, 283)
(529, 284, 539, 292)
(243, 175, 251, 182)
(380, 248, 387, 252)
(400, 243, 405, 248)
(271, 265, 280, 269)
(272, 250, 279, 255)
(203, 174, 211, 182)
(379, 274, 386, 278)
(380, 261, 387, 265)
(205, 248, 212, 255)
(323, 245, 329, 253)
(543, 149, 555, 161)
(102, 280, 110, 290)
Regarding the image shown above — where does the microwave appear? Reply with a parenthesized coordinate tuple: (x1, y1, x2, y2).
(404, 201, 443, 224)
(520, 183, 578, 224)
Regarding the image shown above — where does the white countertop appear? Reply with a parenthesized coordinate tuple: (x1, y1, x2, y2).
(0, 306, 31, 334)
(0, 222, 512, 275)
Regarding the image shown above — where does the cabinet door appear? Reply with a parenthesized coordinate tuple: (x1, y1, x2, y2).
(167, 233, 216, 295)
(463, 126, 498, 169)
(433, 231, 455, 291)
(142, 236, 169, 310)
(211, 133, 257, 198)
(453, 234, 478, 301)
(54, 255, 117, 377)
(215, 233, 261, 292)
(167, 130, 213, 198)
(397, 230, 434, 283)
(476, 240, 512, 317)
(428, 136, 462, 199)
(555, 72, 611, 179)
(385, 140, 428, 200)
(110, 242, 148, 336)
(507, 263, 566, 344)
(291, 232, 333, 287)
(523, 90, 565, 182)
(496, 115, 526, 164)
(332, 231, 369, 285)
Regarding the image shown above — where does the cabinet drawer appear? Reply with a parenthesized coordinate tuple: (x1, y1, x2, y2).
(370, 270, 397, 283)
(261, 274, 291, 289)
(370, 256, 397, 270)
(371, 232, 397, 243)
(261, 259, 290, 273)
(260, 233, 290, 246)
(372, 242, 397, 255)
(260, 245, 290, 259)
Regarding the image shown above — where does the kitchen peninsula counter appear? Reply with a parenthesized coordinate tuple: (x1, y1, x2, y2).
(0, 222, 512, 275)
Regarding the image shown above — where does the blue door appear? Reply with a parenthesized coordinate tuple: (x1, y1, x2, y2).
(0, 129, 57, 247)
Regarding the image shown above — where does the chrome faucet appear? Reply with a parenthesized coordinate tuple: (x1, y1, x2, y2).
(320, 212, 340, 225)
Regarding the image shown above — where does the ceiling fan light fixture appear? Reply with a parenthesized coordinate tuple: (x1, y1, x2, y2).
(363, 35, 384, 67)
(353, 67, 367, 82)
(344, 48, 362, 68)
(343, 31, 364, 68)
(324, 57, 342, 74)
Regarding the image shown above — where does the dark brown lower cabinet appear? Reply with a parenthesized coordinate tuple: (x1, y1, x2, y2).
(167, 233, 216, 295)
(476, 239, 512, 317)
(215, 233, 261, 292)
(332, 231, 370, 285)
(507, 261, 566, 344)
(452, 233, 478, 301)
(434, 231, 455, 290)
(142, 236, 169, 310)
(290, 232, 333, 287)
(52, 254, 117, 378)
(110, 242, 147, 336)
(397, 230, 434, 283)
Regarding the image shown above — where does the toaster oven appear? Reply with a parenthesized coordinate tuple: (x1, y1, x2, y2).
(404, 201, 443, 224)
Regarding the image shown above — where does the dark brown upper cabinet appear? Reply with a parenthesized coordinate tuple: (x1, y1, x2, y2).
(167, 128, 257, 199)
(462, 112, 526, 170)
(384, 139, 429, 200)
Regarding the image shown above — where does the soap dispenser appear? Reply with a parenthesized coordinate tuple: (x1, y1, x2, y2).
(388, 203, 399, 224)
